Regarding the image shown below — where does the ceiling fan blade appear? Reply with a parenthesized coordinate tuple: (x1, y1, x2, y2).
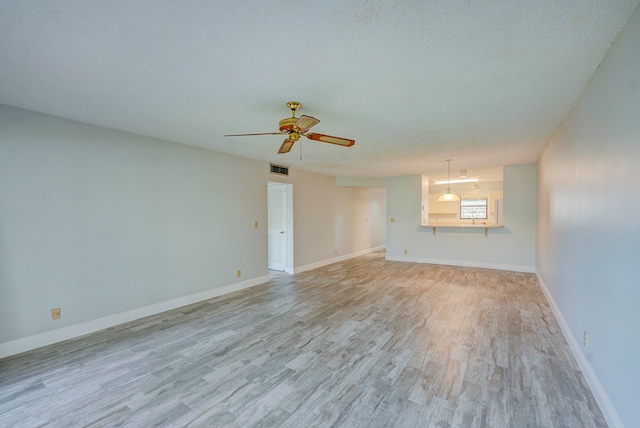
(295, 115, 320, 132)
(278, 138, 296, 154)
(306, 133, 355, 147)
(224, 132, 282, 137)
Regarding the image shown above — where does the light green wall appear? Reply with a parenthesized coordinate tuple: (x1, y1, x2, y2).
(0, 105, 386, 349)
(386, 164, 536, 272)
(0, 106, 268, 343)
(537, 5, 640, 426)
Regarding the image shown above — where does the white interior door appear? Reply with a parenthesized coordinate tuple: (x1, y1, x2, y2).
(268, 183, 287, 271)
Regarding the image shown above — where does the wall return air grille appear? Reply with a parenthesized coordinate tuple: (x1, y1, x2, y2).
(270, 164, 289, 176)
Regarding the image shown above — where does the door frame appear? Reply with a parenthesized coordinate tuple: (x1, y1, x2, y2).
(267, 181, 294, 274)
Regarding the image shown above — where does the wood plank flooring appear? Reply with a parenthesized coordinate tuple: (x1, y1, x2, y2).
(0, 252, 607, 427)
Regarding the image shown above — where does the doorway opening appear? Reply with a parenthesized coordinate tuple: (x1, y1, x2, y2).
(267, 181, 294, 274)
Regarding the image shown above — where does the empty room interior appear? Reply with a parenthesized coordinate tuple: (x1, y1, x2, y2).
(1, 1, 639, 427)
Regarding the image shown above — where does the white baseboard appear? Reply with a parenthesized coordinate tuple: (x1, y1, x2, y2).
(294, 245, 386, 274)
(385, 255, 535, 273)
(0, 276, 268, 359)
(3, 245, 387, 358)
(535, 272, 623, 428)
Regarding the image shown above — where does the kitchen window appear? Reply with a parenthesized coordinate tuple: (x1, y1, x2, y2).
(460, 197, 488, 219)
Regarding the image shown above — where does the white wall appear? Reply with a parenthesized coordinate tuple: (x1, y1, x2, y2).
(0, 105, 386, 355)
(334, 187, 386, 257)
(386, 164, 536, 272)
(536, 5, 640, 427)
(262, 171, 386, 271)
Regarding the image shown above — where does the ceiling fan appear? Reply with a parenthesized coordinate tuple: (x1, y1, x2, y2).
(224, 101, 355, 154)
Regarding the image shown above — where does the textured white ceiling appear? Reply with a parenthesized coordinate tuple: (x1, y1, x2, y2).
(1, 1, 638, 177)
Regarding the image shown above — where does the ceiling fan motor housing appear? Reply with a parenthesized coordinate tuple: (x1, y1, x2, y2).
(279, 117, 297, 132)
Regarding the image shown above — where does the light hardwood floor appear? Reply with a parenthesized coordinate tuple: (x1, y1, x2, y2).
(0, 252, 606, 427)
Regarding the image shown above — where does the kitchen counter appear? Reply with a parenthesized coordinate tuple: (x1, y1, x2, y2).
(419, 223, 504, 236)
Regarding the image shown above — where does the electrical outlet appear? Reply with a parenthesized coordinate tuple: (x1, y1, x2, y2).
(583, 331, 588, 347)
(237, 270, 241, 278)
(51, 308, 61, 320)
(334, 250, 337, 255)
(404, 249, 408, 254)
(254, 221, 258, 228)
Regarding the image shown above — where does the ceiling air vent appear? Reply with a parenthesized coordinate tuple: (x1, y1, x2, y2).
(270, 164, 289, 176)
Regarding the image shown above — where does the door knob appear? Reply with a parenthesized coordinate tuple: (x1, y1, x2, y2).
(279, 231, 284, 234)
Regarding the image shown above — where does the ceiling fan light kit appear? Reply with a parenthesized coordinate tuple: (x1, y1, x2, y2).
(438, 192, 460, 202)
(225, 101, 355, 155)
(437, 159, 461, 202)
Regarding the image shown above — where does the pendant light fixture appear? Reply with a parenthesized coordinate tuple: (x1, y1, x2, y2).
(437, 159, 460, 202)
